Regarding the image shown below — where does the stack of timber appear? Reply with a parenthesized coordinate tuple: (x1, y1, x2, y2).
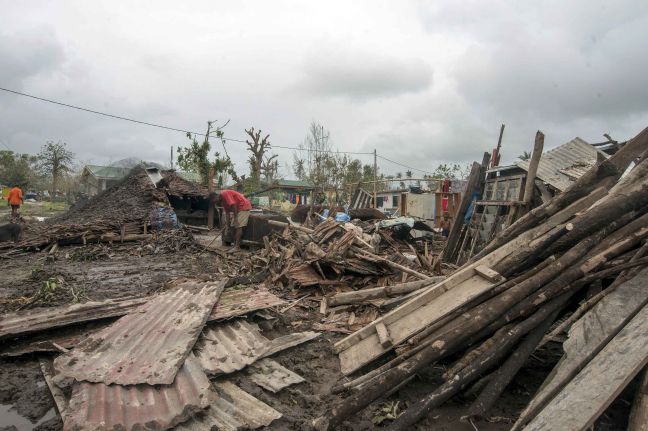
(315, 126, 648, 430)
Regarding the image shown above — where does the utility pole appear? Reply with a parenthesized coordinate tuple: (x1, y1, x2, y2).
(373, 149, 377, 208)
(170, 146, 174, 169)
(207, 166, 214, 230)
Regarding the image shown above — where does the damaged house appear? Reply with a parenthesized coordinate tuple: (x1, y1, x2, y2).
(445, 136, 619, 265)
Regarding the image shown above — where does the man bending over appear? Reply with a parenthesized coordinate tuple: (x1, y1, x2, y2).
(210, 190, 252, 250)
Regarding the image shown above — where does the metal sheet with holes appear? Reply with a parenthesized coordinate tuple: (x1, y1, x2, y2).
(195, 320, 270, 375)
(174, 380, 281, 431)
(194, 319, 319, 375)
(54, 280, 225, 385)
(63, 355, 212, 431)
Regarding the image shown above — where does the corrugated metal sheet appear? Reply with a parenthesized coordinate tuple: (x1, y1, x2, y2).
(516, 137, 605, 191)
(54, 280, 225, 385)
(0, 296, 147, 340)
(247, 358, 305, 393)
(195, 320, 269, 375)
(209, 287, 286, 321)
(64, 355, 212, 431)
(174, 380, 281, 431)
(194, 319, 319, 375)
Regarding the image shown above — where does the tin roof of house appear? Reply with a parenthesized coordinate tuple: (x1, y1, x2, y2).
(516, 137, 607, 191)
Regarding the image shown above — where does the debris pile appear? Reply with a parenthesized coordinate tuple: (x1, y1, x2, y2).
(258, 218, 440, 290)
(316, 127, 648, 430)
(3, 166, 168, 254)
(2, 167, 209, 258)
(5, 279, 317, 430)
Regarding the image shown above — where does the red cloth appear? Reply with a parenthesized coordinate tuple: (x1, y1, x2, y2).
(7, 187, 23, 205)
(219, 190, 252, 212)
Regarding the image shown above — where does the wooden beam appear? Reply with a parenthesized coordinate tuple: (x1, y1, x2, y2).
(375, 323, 392, 348)
(522, 131, 544, 205)
(523, 302, 648, 431)
(475, 265, 503, 283)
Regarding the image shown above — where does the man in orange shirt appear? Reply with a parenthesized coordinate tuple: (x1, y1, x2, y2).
(7, 184, 23, 219)
(209, 190, 252, 250)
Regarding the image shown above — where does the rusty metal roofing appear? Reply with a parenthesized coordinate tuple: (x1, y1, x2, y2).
(0, 296, 147, 340)
(54, 280, 225, 385)
(64, 355, 212, 431)
(209, 287, 286, 321)
(247, 358, 305, 393)
(195, 320, 269, 375)
(194, 319, 319, 375)
(174, 380, 281, 431)
(516, 137, 605, 191)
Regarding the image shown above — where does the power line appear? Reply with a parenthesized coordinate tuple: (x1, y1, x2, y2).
(376, 154, 433, 175)
(0, 86, 374, 156)
(0, 84, 438, 174)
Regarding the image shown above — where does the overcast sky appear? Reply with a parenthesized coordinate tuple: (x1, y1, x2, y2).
(1, 0, 647, 178)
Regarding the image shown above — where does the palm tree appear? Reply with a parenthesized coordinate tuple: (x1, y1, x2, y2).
(518, 151, 531, 161)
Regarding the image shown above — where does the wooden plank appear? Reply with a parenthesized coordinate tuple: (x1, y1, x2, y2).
(522, 131, 544, 205)
(523, 303, 648, 431)
(338, 273, 497, 375)
(375, 323, 392, 348)
(39, 359, 68, 419)
(333, 267, 476, 355)
(513, 268, 648, 431)
(475, 265, 503, 283)
(474, 200, 524, 206)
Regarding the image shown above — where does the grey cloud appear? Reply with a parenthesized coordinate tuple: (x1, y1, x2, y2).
(294, 49, 433, 100)
(439, 1, 648, 123)
(0, 28, 66, 89)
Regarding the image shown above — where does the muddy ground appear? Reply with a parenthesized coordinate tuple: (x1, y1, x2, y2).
(0, 236, 634, 430)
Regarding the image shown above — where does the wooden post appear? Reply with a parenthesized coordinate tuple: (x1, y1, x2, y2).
(494, 123, 505, 167)
(522, 131, 544, 206)
(207, 166, 215, 230)
(373, 149, 377, 209)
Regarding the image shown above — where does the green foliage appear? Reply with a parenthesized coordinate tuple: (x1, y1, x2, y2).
(40, 277, 60, 300)
(431, 163, 464, 180)
(0, 150, 39, 187)
(518, 150, 531, 161)
(372, 401, 402, 425)
(177, 121, 238, 187)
